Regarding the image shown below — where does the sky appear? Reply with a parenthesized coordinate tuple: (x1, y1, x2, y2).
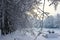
(39, 0, 60, 16)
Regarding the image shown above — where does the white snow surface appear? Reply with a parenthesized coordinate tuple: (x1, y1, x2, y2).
(0, 28, 60, 40)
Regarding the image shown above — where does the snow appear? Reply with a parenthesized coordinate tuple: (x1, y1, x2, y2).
(0, 28, 60, 40)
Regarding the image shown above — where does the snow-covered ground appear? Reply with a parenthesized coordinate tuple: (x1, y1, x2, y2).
(0, 28, 60, 40)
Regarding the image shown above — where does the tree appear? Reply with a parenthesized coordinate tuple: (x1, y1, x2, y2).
(0, 0, 39, 35)
(44, 15, 54, 28)
(0, 0, 16, 35)
(55, 14, 60, 28)
(48, 0, 60, 10)
(34, 0, 48, 40)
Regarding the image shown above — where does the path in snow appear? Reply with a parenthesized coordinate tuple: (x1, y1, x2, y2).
(0, 28, 60, 40)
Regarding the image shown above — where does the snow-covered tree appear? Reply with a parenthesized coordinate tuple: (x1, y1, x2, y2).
(44, 15, 54, 28)
(0, 0, 39, 35)
(55, 14, 60, 28)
